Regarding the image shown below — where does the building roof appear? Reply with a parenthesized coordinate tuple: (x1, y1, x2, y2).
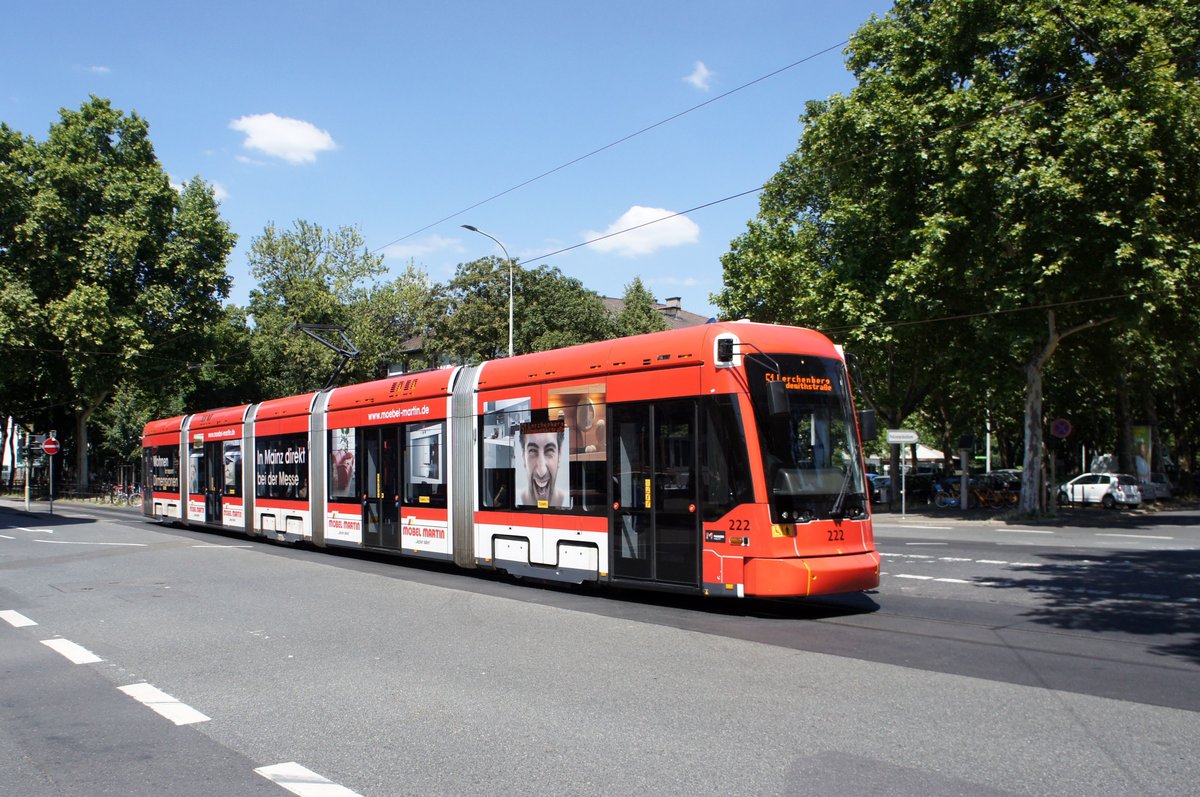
(601, 295, 712, 330)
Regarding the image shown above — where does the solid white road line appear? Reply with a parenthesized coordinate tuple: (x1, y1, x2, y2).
(1096, 533, 1175, 540)
(1, 610, 37, 627)
(993, 528, 1055, 534)
(33, 540, 147, 547)
(255, 762, 364, 797)
(117, 683, 210, 726)
(42, 638, 103, 664)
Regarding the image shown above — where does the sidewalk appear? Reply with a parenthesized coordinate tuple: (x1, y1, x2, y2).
(0, 493, 144, 520)
(873, 497, 1200, 528)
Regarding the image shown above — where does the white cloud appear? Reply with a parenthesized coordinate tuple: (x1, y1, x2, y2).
(229, 113, 337, 164)
(88, 65, 111, 74)
(684, 61, 713, 91)
(655, 276, 702, 288)
(583, 206, 700, 257)
(381, 235, 462, 261)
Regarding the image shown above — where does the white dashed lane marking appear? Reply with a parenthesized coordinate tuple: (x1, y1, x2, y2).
(41, 638, 103, 664)
(118, 683, 211, 726)
(1, 610, 37, 627)
(255, 762, 364, 796)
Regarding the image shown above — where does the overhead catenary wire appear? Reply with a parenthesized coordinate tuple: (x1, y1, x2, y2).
(520, 37, 1184, 276)
(371, 40, 851, 254)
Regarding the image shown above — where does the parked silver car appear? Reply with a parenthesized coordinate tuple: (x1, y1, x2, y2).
(1139, 472, 1174, 502)
(1057, 472, 1141, 509)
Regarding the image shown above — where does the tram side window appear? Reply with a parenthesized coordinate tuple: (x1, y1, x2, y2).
(223, 441, 242, 498)
(480, 399, 532, 510)
(145, 446, 180, 494)
(188, 444, 203, 494)
(404, 421, 447, 508)
(557, 391, 607, 516)
(255, 433, 309, 501)
(480, 393, 602, 514)
(328, 428, 357, 501)
(700, 396, 753, 522)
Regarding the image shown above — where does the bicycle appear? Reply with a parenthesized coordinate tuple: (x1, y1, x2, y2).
(111, 483, 143, 507)
(933, 484, 961, 509)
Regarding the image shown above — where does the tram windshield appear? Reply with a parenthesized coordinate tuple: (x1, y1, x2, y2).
(746, 354, 868, 523)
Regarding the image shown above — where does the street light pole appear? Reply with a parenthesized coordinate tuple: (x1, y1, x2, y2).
(461, 224, 514, 357)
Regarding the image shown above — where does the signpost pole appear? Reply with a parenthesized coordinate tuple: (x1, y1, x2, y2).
(960, 448, 970, 514)
(23, 432, 30, 512)
(886, 429, 919, 517)
(43, 431, 58, 516)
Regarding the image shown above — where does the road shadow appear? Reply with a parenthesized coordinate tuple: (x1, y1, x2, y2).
(143, 518, 882, 622)
(976, 549, 1200, 664)
(0, 505, 98, 529)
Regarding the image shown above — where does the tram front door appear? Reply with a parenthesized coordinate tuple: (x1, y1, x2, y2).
(610, 400, 699, 587)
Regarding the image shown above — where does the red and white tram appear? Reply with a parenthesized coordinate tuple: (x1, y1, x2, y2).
(142, 322, 880, 598)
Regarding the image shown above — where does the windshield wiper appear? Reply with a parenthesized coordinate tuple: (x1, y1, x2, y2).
(829, 467, 856, 519)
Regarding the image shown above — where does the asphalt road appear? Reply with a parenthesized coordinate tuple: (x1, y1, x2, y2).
(2, 499, 1197, 796)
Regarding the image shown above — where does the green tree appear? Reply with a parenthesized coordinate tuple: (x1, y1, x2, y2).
(519, 265, 615, 352)
(352, 263, 441, 374)
(718, 0, 1200, 512)
(615, 276, 668, 337)
(0, 98, 234, 487)
(0, 124, 39, 434)
(431, 257, 614, 363)
(246, 220, 385, 396)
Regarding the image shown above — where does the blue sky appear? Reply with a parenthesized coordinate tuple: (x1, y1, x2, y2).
(4, 1, 894, 319)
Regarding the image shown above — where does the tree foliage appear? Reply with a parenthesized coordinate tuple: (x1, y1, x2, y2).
(615, 276, 668, 337)
(0, 97, 234, 486)
(718, 0, 1200, 509)
(246, 220, 385, 396)
(431, 257, 613, 363)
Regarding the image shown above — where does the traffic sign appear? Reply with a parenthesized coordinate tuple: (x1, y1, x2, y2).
(887, 429, 919, 445)
(1050, 418, 1072, 439)
(41, 437, 60, 456)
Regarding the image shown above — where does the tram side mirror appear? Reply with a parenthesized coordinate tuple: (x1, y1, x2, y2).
(767, 380, 790, 418)
(716, 338, 734, 363)
(858, 409, 878, 442)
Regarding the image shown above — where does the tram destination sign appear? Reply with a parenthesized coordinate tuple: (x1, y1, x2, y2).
(886, 429, 919, 445)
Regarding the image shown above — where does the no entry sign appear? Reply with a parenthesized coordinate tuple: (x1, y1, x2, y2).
(41, 437, 60, 456)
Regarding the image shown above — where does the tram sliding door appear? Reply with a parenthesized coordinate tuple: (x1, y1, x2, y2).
(361, 426, 401, 550)
(204, 441, 222, 524)
(610, 400, 699, 587)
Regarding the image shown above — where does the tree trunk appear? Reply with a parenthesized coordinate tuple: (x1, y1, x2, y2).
(1017, 310, 1115, 515)
(74, 392, 108, 493)
(0, 417, 9, 489)
(1116, 370, 1134, 475)
(75, 411, 89, 493)
(1018, 360, 1046, 514)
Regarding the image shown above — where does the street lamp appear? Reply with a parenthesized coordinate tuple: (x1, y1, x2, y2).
(461, 224, 514, 357)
